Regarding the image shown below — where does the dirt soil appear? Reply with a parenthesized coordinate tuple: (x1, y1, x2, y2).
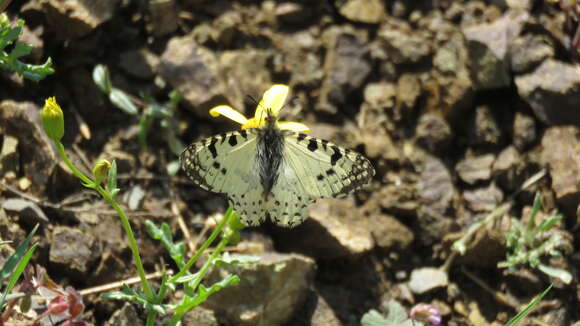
(1, 0, 579, 325)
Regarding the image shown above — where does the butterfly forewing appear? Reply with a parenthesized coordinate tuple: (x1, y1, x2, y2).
(180, 130, 267, 225)
(282, 131, 375, 198)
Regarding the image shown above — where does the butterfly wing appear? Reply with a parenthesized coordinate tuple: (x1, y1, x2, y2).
(180, 130, 267, 225)
(265, 131, 375, 227)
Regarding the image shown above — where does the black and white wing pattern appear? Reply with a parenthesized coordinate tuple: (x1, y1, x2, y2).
(264, 131, 375, 227)
(181, 128, 375, 227)
(180, 129, 268, 226)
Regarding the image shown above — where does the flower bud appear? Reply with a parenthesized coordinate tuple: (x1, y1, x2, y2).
(41, 97, 64, 141)
(92, 159, 111, 185)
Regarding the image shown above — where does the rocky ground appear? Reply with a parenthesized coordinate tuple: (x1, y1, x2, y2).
(1, 0, 579, 325)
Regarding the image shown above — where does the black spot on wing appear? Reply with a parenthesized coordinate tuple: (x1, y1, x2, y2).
(297, 133, 307, 143)
(307, 139, 318, 152)
(220, 168, 227, 175)
(240, 130, 248, 139)
(228, 135, 238, 146)
(208, 137, 218, 159)
(330, 146, 343, 166)
(326, 168, 335, 175)
(321, 139, 329, 151)
(317, 174, 324, 181)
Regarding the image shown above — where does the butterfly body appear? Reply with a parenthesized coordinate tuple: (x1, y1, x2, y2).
(181, 112, 374, 227)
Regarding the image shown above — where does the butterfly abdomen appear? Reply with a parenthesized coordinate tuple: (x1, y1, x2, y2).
(255, 123, 285, 196)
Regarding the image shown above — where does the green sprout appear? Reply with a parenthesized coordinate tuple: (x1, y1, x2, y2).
(0, 225, 38, 318)
(92, 64, 184, 174)
(497, 192, 572, 284)
(40, 97, 257, 326)
(0, 13, 54, 81)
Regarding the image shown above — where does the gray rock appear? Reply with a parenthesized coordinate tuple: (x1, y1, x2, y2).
(415, 113, 452, 153)
(431, 35, 474, 120)
(41, 0, 119, 39)
(418, 153, 455, 215)
(104, 303, 143, 326)
(284, 292, 342, 326)
(158, 37, 225, 116)
(0, 135, 19, 176)
(219, 50, 272, 112)
(336, 0, 386, 24)
(492, 146, 523, 191)
(118, 49, 159, 79)
(370, 213, 414, 251)
(2, 199, 49, 224)
(463, 10, 529, 89)
(541, 126, 580, 217)
(463, 182, 504, 212)
(409, 267, 449, 294)
(273, 199, 374, 259)
(469, 105, 503, 147)
(274, 2, 315, 25)
(0, 101, 58, 194)
(509, 34, 555, 73)
(148, 0, 178, 37)
(182, 307, 219, 326)
(363, 82, 396, 110)
(318, 29, 372, 113)
(396, 73, 421, 110)
(512, 110, 537, 150)
(272, 31, 323, 87)
(49, 226, 96, 276)
(205, 253, 315, 326)
(515, 59, 580, 125)
(456, 154, 496, 185)
(378, 19, 431, 64)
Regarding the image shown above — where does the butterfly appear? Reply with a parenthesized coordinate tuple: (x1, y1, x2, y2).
(180, 111, 375, 227)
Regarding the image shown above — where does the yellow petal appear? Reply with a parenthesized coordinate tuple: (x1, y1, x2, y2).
(209, 105, 248, 125)
(255, 84, 289, 124)
(277, 121, 311, 133)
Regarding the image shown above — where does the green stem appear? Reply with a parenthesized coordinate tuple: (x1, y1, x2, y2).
(55, 141, 156, 321)
(169, 216, 232, 325)
(95, 184, 154, 300)
(56, 142, 93, 185)
(169, 207, 233, 283)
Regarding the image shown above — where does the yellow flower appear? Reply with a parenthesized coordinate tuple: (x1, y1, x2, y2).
(41, 97, 64, 141)
(92, 159, 111, 185)
(209, 84, 310, 132)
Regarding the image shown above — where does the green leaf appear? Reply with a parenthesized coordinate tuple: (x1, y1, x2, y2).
(0, 224, 38, 283)
(505, 285, 552, 326)
(534, 215, 562, 233)
(9, 42, 32, 59)
(171, 274, 240, 315)
(361, 310, 388, 326)
(526, 192, 542, 233)
(138, 109, 153, 148)
(212, 252, 260, 267)
(168, 90, 182, 108)
(383, 301, 417, 326)
(537, 264, 572, 284)
(109, 88, 139, 115)
(107, 160, 118, 196)
(0, 15, 23, 50)
(92, 64, 112, 94)
(146, 221, 186, 268)
(0, 243, 37, 310)
(103, 285, 166, 315)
